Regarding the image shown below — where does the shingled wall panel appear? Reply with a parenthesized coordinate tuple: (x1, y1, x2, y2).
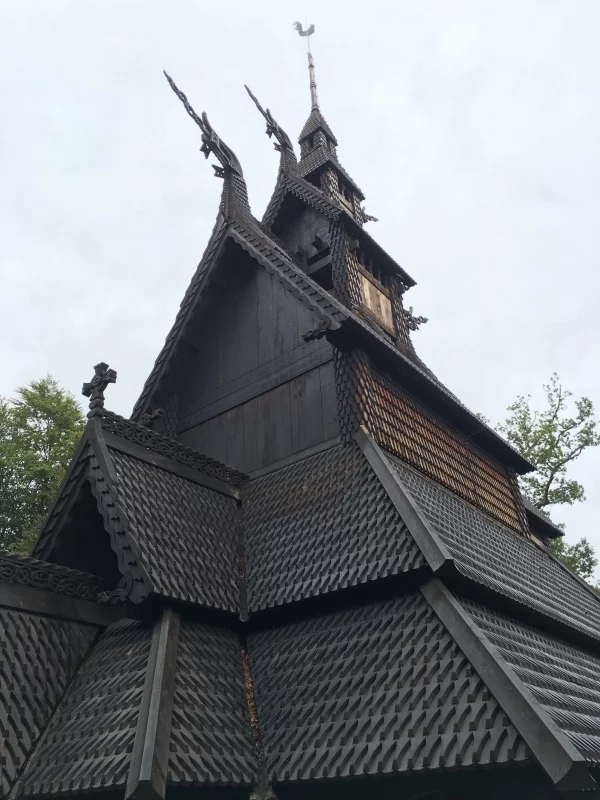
(368, 365, 527, 533)
(0, 610, 97, 796)
(168, 621, 257, 787)
(18, 619, 152, 797)
(388, 456, 600, 643)
(109, 450, 239, 611)
(248, 593, 530, 783)
(463, 598, 600, 765)
(243, 443, 426, 612)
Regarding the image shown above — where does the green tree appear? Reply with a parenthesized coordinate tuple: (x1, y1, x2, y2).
(497, 374, 600, 581)
(0, 376, 84, 555)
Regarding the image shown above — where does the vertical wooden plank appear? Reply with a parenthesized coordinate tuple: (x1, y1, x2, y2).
(272, 382, 293, 463)
(257, 389, 273, 469)
(290, 367, 325, 453)
(256, 383, 293, 468)
(272, 275, 287, 358)
(242, 396, 259, 473)
(320, 360, 339, 440)
(289, 372, 306, 454)
(257, 270, 275, 366)
(303, 366, 325, 449)
(181, 414, 229, 465)
(283, 281, 300, 355)
(202, 303, 221, 394)
(220, 278, 241, 386)
(226, 404, 244, 471)
(236, 268, 259, 376)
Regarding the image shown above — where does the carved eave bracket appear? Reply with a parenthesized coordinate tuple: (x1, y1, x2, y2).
(404, 306, 429, 332)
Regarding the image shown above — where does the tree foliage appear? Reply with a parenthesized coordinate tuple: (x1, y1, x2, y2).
(498, 374, 600, 509)
(497, 374, 600, 582)
(0, 376, 84, 555)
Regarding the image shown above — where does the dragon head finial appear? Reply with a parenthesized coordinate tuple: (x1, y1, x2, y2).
(163, 71, 249, 217)
(245, 85, 295, 158)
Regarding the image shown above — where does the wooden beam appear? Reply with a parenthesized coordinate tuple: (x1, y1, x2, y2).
(126, 608, 181, 800)
(0, 580, 123, 626)
(177, 344, 332, 432)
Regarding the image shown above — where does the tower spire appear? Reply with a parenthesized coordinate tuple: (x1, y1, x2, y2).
(293, 21, 318, 111)
(308, 52, 319, 111)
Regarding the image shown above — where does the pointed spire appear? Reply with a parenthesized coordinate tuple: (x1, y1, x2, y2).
(308, 52, 319, 112)
(163, 71, 250, 220)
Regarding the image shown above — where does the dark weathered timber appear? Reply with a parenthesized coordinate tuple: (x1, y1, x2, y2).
(176, 343, 332, 432)
(126, 608, 181, 800)
(180, 361, 338, 473)
(0, 580, 122, 625)
(421, 578, 595, 792)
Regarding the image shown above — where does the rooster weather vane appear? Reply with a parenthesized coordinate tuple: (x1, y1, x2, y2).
(294, 21, 315, 50)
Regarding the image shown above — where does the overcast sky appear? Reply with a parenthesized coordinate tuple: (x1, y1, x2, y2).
(2, 1, 599, 558)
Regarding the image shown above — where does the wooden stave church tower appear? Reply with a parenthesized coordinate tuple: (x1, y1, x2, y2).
(2, 52, 600, 800)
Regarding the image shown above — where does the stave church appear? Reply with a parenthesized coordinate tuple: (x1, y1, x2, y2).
(2, 33, 600, 800)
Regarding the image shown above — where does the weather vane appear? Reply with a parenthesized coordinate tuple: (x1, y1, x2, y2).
(293, 21, 315, 52)
(294, 21, 319, 111)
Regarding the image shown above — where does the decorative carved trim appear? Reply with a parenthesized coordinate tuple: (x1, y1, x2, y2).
(86, 447, 151, 605)
(101, 411, 248, 489)
(0, 553, 109, 602)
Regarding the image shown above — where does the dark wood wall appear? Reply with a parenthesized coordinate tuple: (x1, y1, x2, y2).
(176, 262, 339, 473)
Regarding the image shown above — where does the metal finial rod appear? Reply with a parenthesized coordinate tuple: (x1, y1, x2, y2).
(308, 52, 319, 111)
(293, 21, 318, 111)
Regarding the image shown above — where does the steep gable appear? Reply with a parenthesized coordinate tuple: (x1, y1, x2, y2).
(164, 242, 340, 473)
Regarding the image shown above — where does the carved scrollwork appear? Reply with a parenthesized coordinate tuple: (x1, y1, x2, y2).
(404, 306, 429, 331)
(0, 552, 109, 600)
(101, 411, 248, 489)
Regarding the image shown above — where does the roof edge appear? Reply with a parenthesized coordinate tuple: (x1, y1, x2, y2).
(355, 428, 453, 573)
(86, 421, 154, 605)
(421, 577, 595, 792)
(131, 215, 230, 421)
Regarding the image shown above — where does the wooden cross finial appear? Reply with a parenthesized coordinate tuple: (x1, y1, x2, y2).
(82, 362, 117, 418)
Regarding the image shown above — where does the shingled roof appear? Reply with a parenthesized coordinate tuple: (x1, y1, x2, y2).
(248, 591, 531, 783)
(385, 452, 600, 644)
(5, 419, 600, 797)
(32, 412, 245, 610)
(243, 442, 426, 612)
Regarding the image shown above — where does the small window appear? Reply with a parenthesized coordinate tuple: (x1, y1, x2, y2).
(360, 272, 394, 332)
